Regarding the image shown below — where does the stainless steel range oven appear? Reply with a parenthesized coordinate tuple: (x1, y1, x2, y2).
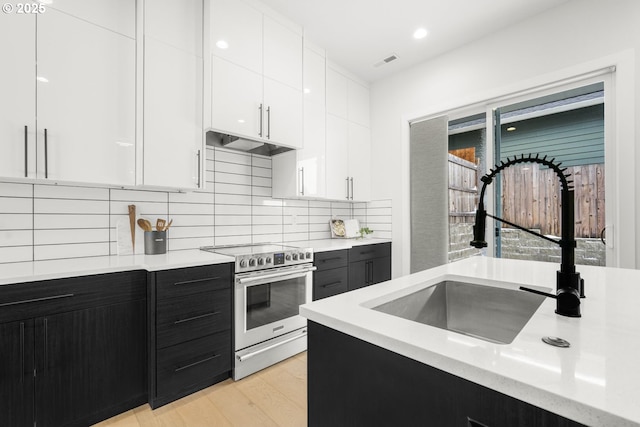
(201, 244, 314, 380)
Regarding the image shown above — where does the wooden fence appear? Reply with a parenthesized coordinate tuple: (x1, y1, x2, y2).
(448, 153, 478, 224)
(448, 154, 605, 239)
(500, 163, 605, 238)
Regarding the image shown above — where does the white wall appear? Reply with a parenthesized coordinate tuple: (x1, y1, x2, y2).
(370, 0, 640, 276)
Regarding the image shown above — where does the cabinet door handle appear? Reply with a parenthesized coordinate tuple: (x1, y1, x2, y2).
(266, 106, 271, 139)
(321, 281, 343, 289)
(345, 177, 350, 200)
(43, 317, 48, 375)
(368, 261, 374, 285)
(20, 322, 25, 383)
(0, 293, 75, 308)
(350, 177, 354, 200)
(196, 150, 202, 188)
(175, 354, 220, 372)
(174, 311, 221, 325)
(24, 125, 28, 177)
(44, 128, 49, 179)
(320, 257, 342, 263)
(258, 104, 263, 137)
(173, 277, 220, 286)
(299, 167, 305, 196)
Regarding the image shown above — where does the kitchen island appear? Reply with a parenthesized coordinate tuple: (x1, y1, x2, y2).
(300, 256, 640, 427)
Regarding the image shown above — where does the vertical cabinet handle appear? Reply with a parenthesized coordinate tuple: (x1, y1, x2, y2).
(24, 126, 28, 177)
(43, 317, 48, 375)
(258, 104, 263, 137)
(44, 128, 49, 179)
(299, 167, 305, 196)
(196, 150, 201, 188)
(20, 322, 25, 383)
(266, 106, 271, 139)
(345, 177, 350, 200)
(350, 177, 354, 200)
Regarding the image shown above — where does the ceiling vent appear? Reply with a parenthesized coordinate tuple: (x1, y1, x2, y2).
(374, 54, 399, 68)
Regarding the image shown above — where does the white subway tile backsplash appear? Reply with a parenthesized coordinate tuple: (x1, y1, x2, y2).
(0, 147, 391, 262)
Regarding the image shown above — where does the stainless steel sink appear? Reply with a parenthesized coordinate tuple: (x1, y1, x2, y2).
(372, 280, 546, 344)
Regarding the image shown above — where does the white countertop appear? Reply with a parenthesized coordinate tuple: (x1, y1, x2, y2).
(300, 256, 640, 427)
(0, 250, 235, 286)
(294, 237, 391, 252)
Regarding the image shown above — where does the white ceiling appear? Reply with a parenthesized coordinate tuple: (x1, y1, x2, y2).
(260, 0, 571, 82)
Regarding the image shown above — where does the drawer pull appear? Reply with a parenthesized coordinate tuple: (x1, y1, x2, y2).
(359, 250, 375, 255)
(320, 257, 342, 263)
(175, 354, 220, 372)
(321, 281, 343, 289)
(0, 293, 74, 308)
(174, 311, 221, 325)
(173, 277, 221, 286)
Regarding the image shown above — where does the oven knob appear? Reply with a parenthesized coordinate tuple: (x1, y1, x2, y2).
(299, 252, 305, 259)
(249, 258, 256, 267)
(239, 259, 248, 268)
(285, 254, 291, 261)
(292, 253, 298, 261)
(258, 257, 264, 265)
(305, 252, 312, 259)
(266, 257, 272, 264)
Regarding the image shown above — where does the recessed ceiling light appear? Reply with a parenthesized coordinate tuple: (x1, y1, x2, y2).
(36, 76, 48, 83)
(507, 126, 516, 132)
(216, 40, 229, 49)
(237, 119, 245, 124)
(304, 88, 311, 94)
(413, 28, 428, 40)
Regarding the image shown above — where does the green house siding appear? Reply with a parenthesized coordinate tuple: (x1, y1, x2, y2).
(499, 104, 604, 167)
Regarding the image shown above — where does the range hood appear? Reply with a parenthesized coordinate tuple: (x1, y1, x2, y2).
(206, 130, 294, 157)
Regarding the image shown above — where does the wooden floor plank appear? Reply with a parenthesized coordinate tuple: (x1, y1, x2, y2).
(93, 352, 307, 427)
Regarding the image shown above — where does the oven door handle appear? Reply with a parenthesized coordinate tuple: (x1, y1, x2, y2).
(237, 329, 307, 362)
(238, 266, 317, 285)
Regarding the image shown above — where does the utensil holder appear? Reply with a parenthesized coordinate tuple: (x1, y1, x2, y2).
(144, 231, 166, 255)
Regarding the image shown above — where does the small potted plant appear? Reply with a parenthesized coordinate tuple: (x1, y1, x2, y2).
(358, 227, 373, 239)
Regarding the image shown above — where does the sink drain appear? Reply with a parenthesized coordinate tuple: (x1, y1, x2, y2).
(542, 336, 570, 348)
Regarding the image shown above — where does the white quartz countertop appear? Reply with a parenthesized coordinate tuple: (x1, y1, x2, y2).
(300, 256, 640, 427)
(294, 237, 391, 252)
(0, 250, 234, 286)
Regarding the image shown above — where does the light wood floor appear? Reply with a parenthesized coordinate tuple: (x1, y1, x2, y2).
(94, 352, 307, 427)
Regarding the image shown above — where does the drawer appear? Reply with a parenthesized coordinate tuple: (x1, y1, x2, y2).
(157, 289, 231, 348)
(314, 249, 348, 271)
(156, 331, 231, 398)
(349, 242, 391, 263)
(156, 264, 232, 300)
(0, 271, 146, 324)
(313, 267, 348, 300)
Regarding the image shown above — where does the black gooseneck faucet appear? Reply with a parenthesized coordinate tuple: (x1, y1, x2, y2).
(470, 154, 585, 318)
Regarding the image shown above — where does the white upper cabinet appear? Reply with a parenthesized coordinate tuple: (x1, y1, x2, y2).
(0, 3, 135, 186)
(210, 0, 303, 149)
(347, 122, 371, 201)
(348, 80, 371, 128)
(0, 14, 36, 179)
(38, 9, 136, 185)
(211, 0, 262, 74)
(263, 15, 303, 90)
(326, 66, 348, 119)
(141, 0, 205, 190)
(325, 114, 350, 200)
(272, 46, 326, 199)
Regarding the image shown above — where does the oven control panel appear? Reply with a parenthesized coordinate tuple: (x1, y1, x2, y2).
(237, 247, 313, 272)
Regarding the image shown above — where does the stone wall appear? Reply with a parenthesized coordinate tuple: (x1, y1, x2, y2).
(499, 228, 605, 266)
(448, 224, 605, 266)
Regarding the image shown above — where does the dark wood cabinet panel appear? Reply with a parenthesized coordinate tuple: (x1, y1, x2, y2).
(156, 289, 231, 349)
(0, 320, 35, 427)
(313, 267, 348, 300)
(348, 242, 391, 263)
(156, 264, 232, 300)
(314, 249, 349, 271)
(36, 300, 147, 427)
(308, 322, 585, 427)
(347, 259, 369, 290)
(372, 256, 391, 284)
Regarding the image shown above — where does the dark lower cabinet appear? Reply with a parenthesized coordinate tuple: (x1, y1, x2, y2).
(149, 263, 233, 408)
(348, 242, 391, 290)
(308, 321, 586, 427)
(0, 320, 35, 427)
(0, 271, 147, 427)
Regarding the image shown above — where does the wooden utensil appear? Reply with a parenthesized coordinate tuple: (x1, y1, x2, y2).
(156, 218, 166, 232)
(164, 219, 173, 231)
(128, 205, 136, 252)
(137, 218, 152, 232)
